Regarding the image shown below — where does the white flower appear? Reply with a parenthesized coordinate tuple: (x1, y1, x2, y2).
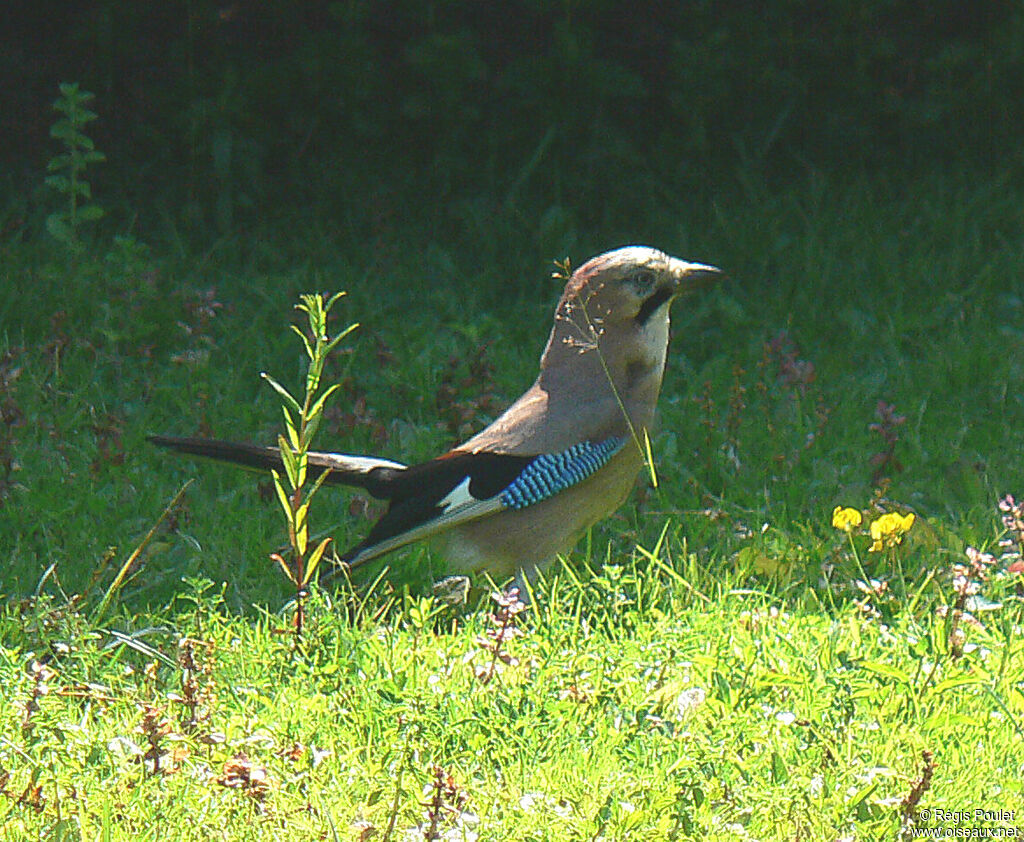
(674, 687, 707, 720)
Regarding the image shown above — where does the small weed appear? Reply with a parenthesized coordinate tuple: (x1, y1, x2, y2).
(899, 750, 935, 839)
(945, 545, 997, 661)
(0, 349, 25, 503)
(170, 286, 224, 370)
(723, 363, 747, 474)
(137, 704, 174, 777)
(44, 82, 105, 252)
(420, 765, 472, 841)
(690, 329, 829, 499)
(19, 660, 56, 737)
(997, 494, 1024, 578)
(473, 587, 526, 684)
(757, 329, 829, 479)
(173, 637, 217, 735)
(436, 344, 503, 440)
(869, 400, 907, 486)
(216, 755, 274, 808)
(264, 291, 357, 637)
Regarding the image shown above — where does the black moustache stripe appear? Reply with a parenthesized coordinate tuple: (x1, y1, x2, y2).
(635, 286, 674, 326)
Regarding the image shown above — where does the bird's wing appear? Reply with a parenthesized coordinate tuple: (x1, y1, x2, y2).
(150, 433, 626, 570)
(339, 436, 626, 568)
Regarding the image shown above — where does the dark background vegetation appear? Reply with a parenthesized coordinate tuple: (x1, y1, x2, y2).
(4, 0, 1023, 240)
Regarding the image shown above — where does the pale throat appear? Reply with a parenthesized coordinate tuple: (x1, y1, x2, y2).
(635, 310, 671, 370)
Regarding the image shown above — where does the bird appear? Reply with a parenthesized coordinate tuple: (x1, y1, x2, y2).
(149, 246, 720, 589)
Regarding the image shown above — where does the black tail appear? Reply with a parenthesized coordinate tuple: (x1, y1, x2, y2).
(147, 435, 286, 473)
(147, 435, 406, 495)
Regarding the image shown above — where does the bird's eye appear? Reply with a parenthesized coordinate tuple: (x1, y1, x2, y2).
(631, 271, 655, 293)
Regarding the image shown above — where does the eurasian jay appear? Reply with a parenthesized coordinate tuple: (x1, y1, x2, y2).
(150, 246, 720, 587)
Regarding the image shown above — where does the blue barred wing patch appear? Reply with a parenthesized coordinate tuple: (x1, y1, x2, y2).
(499, 437, 625, 510)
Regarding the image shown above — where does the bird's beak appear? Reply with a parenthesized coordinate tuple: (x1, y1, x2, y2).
(669, 260, 723, 297)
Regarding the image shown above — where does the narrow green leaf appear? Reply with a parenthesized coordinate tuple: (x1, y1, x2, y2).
(325, 322, 359, 354)
(91, 481, 193, 625)
(291, 324, 314, 361)
(277, 438, 299, 489)
(295, 502, 309, 555)
(755, 671, 807, 688)
(712, 670, 732, 706)
(308, 383, 341, 419)
(859, 660, 912, 686)
(930, 674, 987, 695)
(282, 406, 300, 451)
(642, 428, 658, 488)
(270, 471, 294, 524)
(303, 412, 322, 449)
(770, 751, 789, 784)
(305, 461, 333, 499)
(303, 538, 333, 585)
(261, 372, 302, 415)
(271, 552, 297, 585)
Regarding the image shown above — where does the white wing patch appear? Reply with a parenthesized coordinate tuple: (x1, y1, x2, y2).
(439, 476, 475, 511)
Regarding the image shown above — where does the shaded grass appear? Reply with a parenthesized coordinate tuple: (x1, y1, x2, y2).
(2, 168, 1023, 604)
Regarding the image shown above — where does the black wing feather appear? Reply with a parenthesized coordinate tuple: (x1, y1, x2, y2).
(339, 450, 534, 562)
(148, 434, 404, 494)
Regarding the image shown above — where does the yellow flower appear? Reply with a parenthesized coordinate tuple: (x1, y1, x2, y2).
(868, 511, 916, 552)
(832, 506, 863, 532)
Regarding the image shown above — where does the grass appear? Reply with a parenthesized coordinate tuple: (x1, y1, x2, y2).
(1, 165, 1023, 838)
(1, 558, 1021, 839)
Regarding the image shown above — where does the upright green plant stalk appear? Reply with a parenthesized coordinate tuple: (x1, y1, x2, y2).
(264, 292, 357, 636)
(45, 82, 106, 252)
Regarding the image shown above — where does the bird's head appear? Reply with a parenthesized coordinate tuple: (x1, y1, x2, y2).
(470, 246, 721, 451)
(550, 245, 720, 371)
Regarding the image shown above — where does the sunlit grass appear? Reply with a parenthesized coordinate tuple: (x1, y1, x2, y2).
(1, 540, 1021, 839)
